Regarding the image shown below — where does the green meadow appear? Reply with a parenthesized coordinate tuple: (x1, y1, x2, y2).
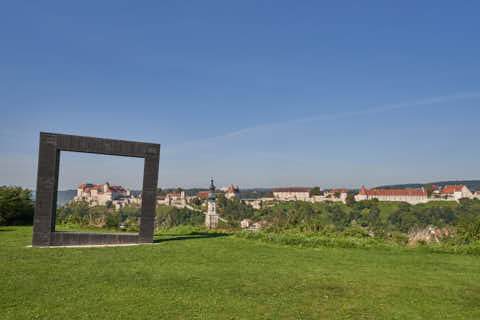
(1, 226, 480, 319)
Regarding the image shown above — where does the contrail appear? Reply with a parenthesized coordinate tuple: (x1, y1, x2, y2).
(165, 90, 480, 152)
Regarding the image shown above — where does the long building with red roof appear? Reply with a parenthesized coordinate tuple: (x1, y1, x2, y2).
(355, 186, 428, 204)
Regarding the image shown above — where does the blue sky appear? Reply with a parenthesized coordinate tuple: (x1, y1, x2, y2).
(1, 1, 479, 190)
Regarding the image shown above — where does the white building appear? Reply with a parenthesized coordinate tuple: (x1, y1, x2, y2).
(241, 218, 253, 229)
(240, 219, 266, 231)
(225, 185, 240, 199)
(313, 188, 348, 203)
(441, 185, 473, 200)
(155, 191, 188, 208)
(273, 188, 310, 201)
(474, 190, 480, 199)
(241, 197, 275, 209)
(355, 186, 428, 205)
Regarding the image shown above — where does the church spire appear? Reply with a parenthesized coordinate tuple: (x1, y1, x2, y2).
(206, 177, 219, 229)
(210, 177, 215, 192)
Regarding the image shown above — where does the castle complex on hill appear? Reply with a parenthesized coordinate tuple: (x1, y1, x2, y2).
(74, 182, 137, 210)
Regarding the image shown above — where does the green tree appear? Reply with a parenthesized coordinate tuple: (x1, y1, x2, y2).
(56, 201, 89, 224)
(345, 193, 356, 207)
(425, 184, 435, 197)
(457, 215, 480, 244)
(0, 186, 34, 226)
(104, 212, 121, 229)
(216, 193, 227, 209)
(310, 186, 322, 196)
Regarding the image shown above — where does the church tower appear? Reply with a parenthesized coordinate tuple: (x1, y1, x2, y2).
(206, 178, 219, 229)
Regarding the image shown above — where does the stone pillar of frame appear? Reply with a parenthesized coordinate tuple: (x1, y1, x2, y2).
(139, 147, 160, 243)
(32, 133, 60, 246)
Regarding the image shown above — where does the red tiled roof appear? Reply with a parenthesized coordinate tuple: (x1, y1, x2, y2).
(227, 185, 240, 193)
(166, 193, 181, 198)
(78, 182, 127, 193)
(78, 183, 94, 189)
(360, 186, 367, 195)
(361, 188, 427, 197)
(341, 188, 347, 193)
(273, 188, 310, 193)
(197, 191, 209, 198)
(442, 185, 465, 194)
(110, 185, 126, 192)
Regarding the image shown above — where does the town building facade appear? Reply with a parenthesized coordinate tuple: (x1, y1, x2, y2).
(441, 185, 473, 200)
(225, 185, 240, 199)
(273, 188, 311, 201)
(313, 188, 348, 203)
(157, 191, 187, 207)
(474, 190, 480, 199)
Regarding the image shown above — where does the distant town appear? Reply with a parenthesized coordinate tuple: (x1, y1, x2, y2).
(70, 181, 480, 230)
(73, 182, 480, 208)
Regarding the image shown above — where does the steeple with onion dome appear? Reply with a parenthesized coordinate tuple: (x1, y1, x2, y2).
(208, 178, 216, 201)
(206, 178, 219, 229)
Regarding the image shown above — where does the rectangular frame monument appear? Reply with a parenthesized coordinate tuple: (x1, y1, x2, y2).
(32, 132, 160, 246)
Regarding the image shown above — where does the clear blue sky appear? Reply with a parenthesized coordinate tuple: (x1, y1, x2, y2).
(1, 1, 479, 190)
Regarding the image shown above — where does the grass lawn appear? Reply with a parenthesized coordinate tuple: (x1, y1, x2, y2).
(1, 226, 480, 319)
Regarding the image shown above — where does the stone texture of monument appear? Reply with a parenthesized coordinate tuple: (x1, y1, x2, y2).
(205, 178, 219, 229)
(32, 132, 160, 246)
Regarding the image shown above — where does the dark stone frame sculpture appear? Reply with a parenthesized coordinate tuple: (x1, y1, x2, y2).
(32, 132, 160, 247)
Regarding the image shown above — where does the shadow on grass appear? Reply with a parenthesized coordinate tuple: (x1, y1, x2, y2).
(153, 232, 232, 243)
(0, 229, 15, 232)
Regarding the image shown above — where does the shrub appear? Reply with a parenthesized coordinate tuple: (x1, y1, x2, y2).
(390, 231, 409, 245)
(235, 231, 396, 250)
(456, 215, 480, 244)
(104, 213, 121, 229)
(340, 227, 370, 238)
(0, 186, 34, 226)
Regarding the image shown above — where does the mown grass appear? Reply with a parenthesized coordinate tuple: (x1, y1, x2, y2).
(1, 226, 480, 319)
